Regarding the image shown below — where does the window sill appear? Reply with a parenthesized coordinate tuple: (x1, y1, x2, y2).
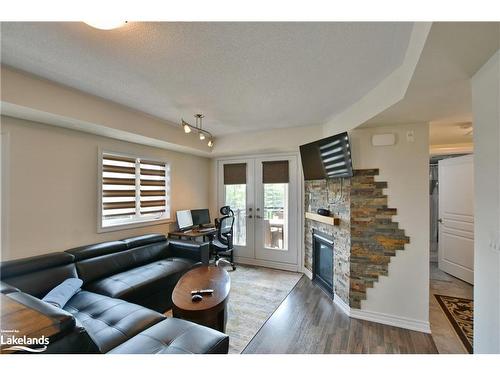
(97, 217, 175, 234)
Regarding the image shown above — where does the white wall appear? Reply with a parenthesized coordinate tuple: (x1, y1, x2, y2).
(0, 116, 210, 260)
(1, 66, 210, 156)
(212, 124, 323, 157)
(472, 50, 500, 353)
(349, 123, 430, 330)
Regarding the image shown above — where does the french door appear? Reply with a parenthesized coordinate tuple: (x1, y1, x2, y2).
(217, 154, 299, 270)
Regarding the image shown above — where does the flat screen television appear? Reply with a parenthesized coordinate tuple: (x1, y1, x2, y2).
(299, 131, 353, 180)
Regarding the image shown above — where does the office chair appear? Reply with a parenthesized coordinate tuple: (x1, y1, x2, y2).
(212, 205, 236, 270)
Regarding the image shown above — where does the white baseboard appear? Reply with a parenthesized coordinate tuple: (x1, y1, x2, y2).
(234, 256, 299, 272)
(333, 293, 351, 316)
(349, 308, 431, 333)
(329, 293, 430, 334)
(302, 267, 313, 279)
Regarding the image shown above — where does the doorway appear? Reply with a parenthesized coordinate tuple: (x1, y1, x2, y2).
(430, 153, 474, 281)
(217, 154, 300, 271)
(429, 153, 474, 353)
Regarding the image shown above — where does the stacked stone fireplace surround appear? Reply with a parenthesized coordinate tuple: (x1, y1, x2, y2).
(304, 169, 409, 309)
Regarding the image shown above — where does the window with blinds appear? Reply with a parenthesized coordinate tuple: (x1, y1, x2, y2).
(101, 152, 170, 228)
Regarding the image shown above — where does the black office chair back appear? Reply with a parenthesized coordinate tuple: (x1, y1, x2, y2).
(216, 206, 234, 247)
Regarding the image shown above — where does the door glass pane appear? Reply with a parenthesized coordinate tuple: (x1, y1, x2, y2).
(224, 184, 246, 246)
(263, 183, 288, 250)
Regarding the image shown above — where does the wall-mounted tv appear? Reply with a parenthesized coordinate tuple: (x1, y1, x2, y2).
(299, 132, 353, 180)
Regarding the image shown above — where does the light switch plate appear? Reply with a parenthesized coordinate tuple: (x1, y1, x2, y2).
(489, 231, 500, 252)
(406, 130, 415, 143)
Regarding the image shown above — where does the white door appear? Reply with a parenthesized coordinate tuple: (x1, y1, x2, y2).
(217, 154, 300, 270)
(254, 156, 299, 264)
(217, 159, 255, 260)
(438, 154, 474, 284)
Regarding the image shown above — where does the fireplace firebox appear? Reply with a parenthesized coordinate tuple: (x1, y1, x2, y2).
(312, 229, 334, 298)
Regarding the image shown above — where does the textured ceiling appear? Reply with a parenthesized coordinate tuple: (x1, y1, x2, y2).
(0, 22, 413, 136)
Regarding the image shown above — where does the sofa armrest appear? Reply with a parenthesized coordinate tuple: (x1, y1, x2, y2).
(167, 240, 210, 265)
(7, 291, 77, 334)
(6, 291, 99, 353)
(0, 281, 19, 294)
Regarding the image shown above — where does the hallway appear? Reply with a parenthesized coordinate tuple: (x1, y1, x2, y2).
(429, 263, 473, 353)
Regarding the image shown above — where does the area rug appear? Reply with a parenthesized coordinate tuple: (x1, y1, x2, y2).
(434, 294, 473, 353)
(165, 264, 302, 353)
(225, 264, 302, 353)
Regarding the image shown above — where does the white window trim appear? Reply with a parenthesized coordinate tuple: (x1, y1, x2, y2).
(97, 148, 172, 233)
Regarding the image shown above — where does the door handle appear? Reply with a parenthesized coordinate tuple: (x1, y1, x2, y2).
(247, 215, 253, 219)
(438, 218, 443, 223)
(256, 215, 262, 219)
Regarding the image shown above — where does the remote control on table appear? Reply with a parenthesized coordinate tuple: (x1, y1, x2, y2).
(190, 289, 214, 295)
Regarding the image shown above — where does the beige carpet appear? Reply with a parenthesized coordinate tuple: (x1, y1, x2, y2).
(166, 264, 302, 354)
(225, 264, 302, 353)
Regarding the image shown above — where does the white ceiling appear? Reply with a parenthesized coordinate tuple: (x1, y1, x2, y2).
(0, 22, 413, 136)
(429, 121, 473, 146)
(362, 22, 500, 128)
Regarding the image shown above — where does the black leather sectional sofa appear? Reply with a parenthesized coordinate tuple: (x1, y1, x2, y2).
(0, 234, 229, 354)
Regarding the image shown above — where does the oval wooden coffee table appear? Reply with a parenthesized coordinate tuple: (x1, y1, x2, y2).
(172, 266, 230, 333)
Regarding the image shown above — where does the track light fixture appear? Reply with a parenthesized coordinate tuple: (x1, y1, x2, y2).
(180, 114, 214, 148)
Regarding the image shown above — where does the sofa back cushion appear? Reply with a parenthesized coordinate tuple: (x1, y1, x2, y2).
(121, 234, 168, 249)
(67, 234, 169, 284)
(65, 240, 127, 261)
(0, 253, 77, 298)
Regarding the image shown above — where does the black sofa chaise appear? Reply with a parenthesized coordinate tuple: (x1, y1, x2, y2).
(0, 234, 228, 354)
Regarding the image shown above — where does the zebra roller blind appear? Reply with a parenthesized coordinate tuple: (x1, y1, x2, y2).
(101, 152, 170, 228)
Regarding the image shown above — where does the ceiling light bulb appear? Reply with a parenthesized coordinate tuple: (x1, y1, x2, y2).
(183, 124, 191, 133)
(207, 140, 214, 148)
(199, 132, 206, 140)
(84, 21, 127, 30)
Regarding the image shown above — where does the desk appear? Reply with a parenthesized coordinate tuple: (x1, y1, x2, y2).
(168, 227, 217, 242)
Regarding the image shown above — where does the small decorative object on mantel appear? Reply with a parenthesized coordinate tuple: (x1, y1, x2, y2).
(316, 208, 330, 217)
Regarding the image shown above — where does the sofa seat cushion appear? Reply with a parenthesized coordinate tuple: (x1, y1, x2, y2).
(63, 290, 164, 353)
(108, 318, 229, 354)
(84, 258, 197, 303)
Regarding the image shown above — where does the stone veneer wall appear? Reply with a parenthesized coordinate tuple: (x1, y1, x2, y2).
(304, 178, 351, 305)
(349, 169, 409, 308)
(304, 169, 409, 309)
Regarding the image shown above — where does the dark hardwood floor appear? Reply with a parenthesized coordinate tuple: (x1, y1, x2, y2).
(242, 276, 438, 354)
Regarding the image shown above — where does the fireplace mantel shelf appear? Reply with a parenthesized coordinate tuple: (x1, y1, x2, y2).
(305, 212, 340, 226)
